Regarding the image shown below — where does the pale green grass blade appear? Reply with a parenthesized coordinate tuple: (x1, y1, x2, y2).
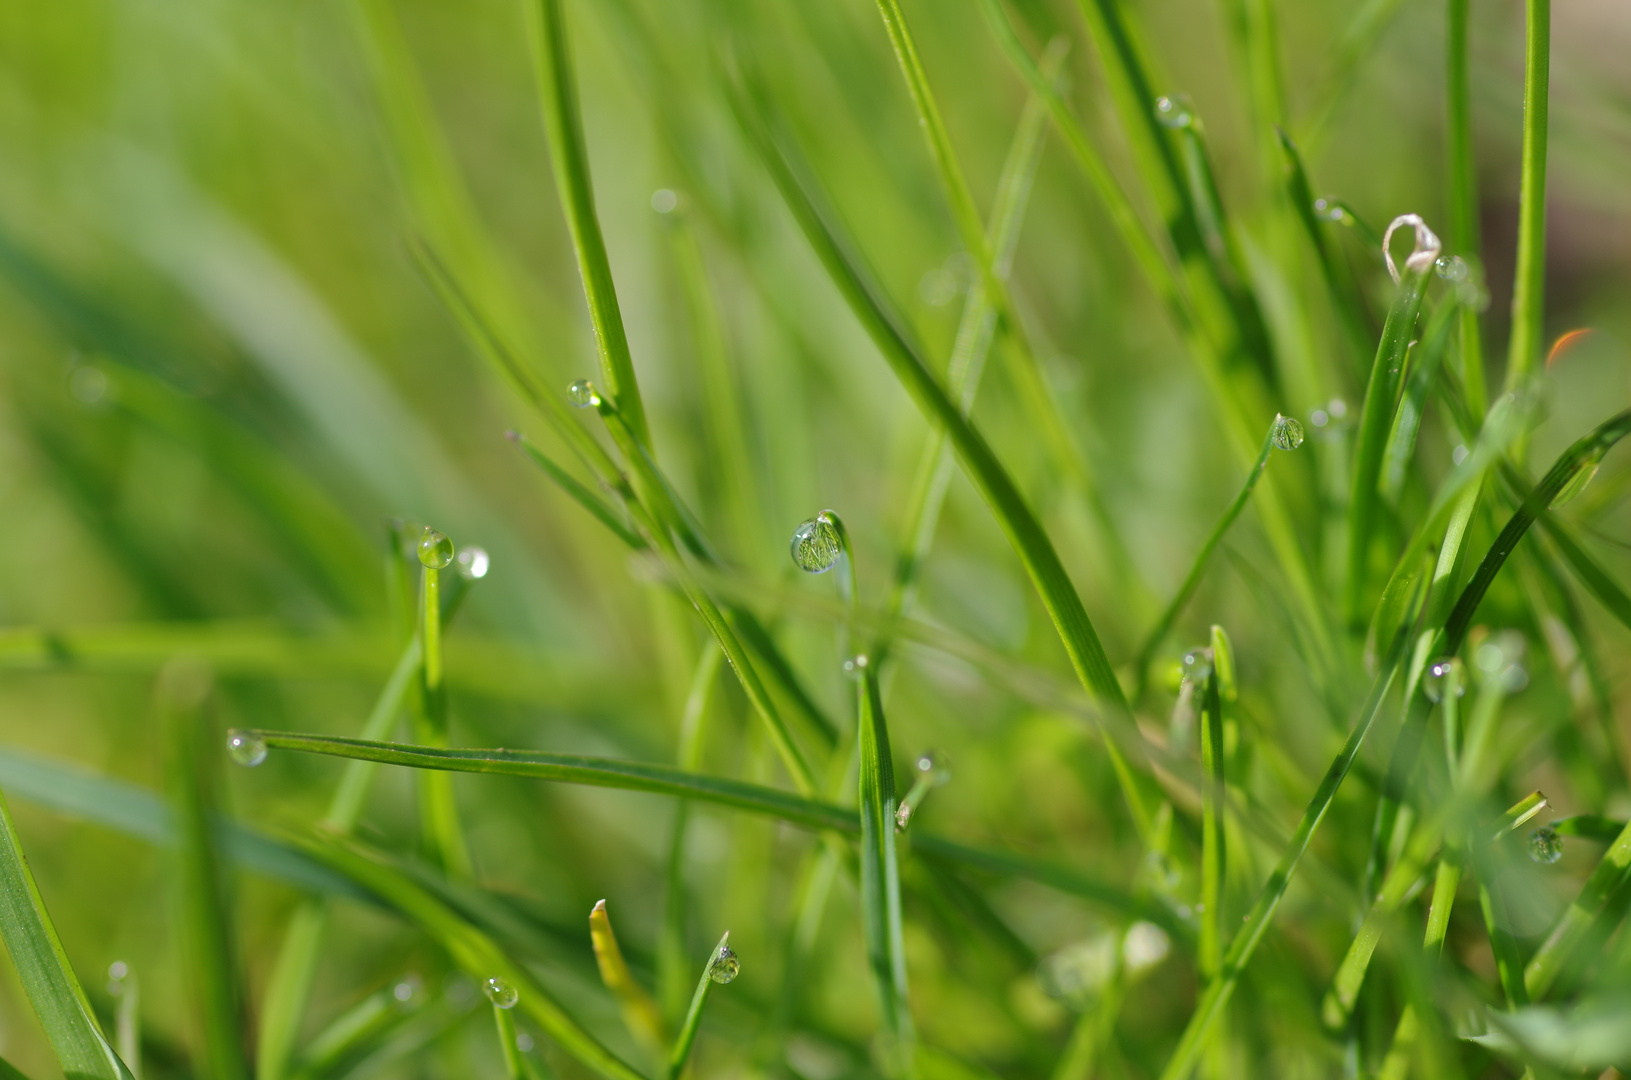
(493, 1002, 526, 1080)
(159, 662, 248, 1080)
(856, 664, 915, 1075)
(110, 967, 138, 1080)
(256, 902, 327, 1080)
(660, 645, 724, 1021)
(726, 67, 1160, 837)
(0, 786, 130, 1080)
(290, 834, 646, 1080)
(1445, 0, 1487, 417)
(1504, 0, 1551, 399)
(525, 0, 650, 447)
(1275, 129, 1373, 366)
(411, 546, 474, 878)
(1300, 0, 1411, 147)
(667, 932, 733, 1080)
(1380, 297, 1460, 501)
(289, 978, 428, 1080)
(509, 431, 646, 552)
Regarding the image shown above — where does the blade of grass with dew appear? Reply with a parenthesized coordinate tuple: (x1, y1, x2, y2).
(1380, 294, 1461, 502)
(590, 900, 668, 1062)
(1133, 415, 1297, 697)
(524, 0, 649, 446)
(724, 68, 1160, 839)
(0, 785, 132, 1080)
(1275, 129, 1373, 365)
(246, 730, 1185, 929)
(1346, 225, 1440, 625)
(492, 998, 526, 1080)
(289, 833, 647, 1080)
(109, 965, 138, 1080)
(1504, 0, 1550, 402)
(660, 644, 724, 1021)
(867, 7, 1140, 585)
(667, 932, 732, 1080)
(412, 530, 474, 877)
(159, 661, 248, 1080)
(1445, 0, 1486, 418)
(856, 662, 916, 1074)
(879, 41, 1066, 665)
(509, 431, 646, 550)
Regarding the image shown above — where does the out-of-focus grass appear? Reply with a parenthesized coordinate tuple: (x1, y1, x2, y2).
(0, 0, 1629, 1077)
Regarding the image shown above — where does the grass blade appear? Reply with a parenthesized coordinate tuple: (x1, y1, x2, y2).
(667, 932, 734, 1079)
(590, 900, 668, 1061)
(725, 64, 1159, 838)
(411, 530, 474, 878)
(1445, 0, 1487, 417)
(856, 662, 915, 1074)
(159, 661, 248, 1080)
(509, 430, 646, 551)
(525, 0, 650, 447)
(1197, 631, 1228, 980)
(1504, 0, 1550, 399)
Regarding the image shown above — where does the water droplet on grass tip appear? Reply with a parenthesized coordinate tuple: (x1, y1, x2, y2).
(568, 379, 601, 408)
(107, 961, 129, 996)
(843, 654, 869, 678)
(1123, 922, 1170, 971)
(917, 750, 951, 786)
(1154, 95, 1192, 129)
(709, 944, 740, 984)
(1528, 826, 1563, 864)
(457, 546, 490, 580)
(651, 188, 678, 214)
(393, 976, 420, 1004)
(226, 729, 267, 767)
(790, 515, 842, 573)
(1181, 647, 1213, 683)
(484, 977, 519, 1009)
(418, 527, 454, 569)
(1314, 198, 1347, 224)
(1272, 414, 1304, 450)
(1435, 254, 1469, 282)
(516, 1033, 535, 1052)
(1422, 657, 1464, 703)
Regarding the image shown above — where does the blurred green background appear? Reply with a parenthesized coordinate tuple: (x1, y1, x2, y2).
(1, 0, 1630, 1075)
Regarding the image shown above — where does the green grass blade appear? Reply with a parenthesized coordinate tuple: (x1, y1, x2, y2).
(256, 902, 328, 1080)
(1504, 0, 1551, 398)
(1445, 0, 1486, 417)
(1197, 648, 1226, 980)
(660, 644, 723, 1021)
(1379, 296, 1460, 501)
(1275, 129, 1373, 364)
(856, 663, 915, 1075)
(0, 1057, 33, 1080)
(725, 65, 1159, 838)
(289, 834, 646, 1080)
(0, 785, 131, 1079)
(524, 0, 650, 447)
(159, 662, 248, 1080)
(412, 543, 474, 878)
(493, 1001, 526, 1080)
(1155, 629, 1412, 1080)
(509, 431, 646, 551)
(1346, 239, 1438, 624)
(1300, 0, 1411, 147)
(667, 932, 733, 1080)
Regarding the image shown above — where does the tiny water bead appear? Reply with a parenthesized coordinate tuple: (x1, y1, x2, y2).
(1422, 657, 1465, 704)
(1122, 922, 1171, 972)
(650, 188, 678, 214)
(916, 750, 951, 787)
(1181, 647, 1214, 684)
(107, 961, 129, 996)
(1141, 849, 1182, 894)
(1154, 95, 1192, 129)
(1313, 198, 1348, 224)
(484, 976, 519, 1009)
(226, 729, 268, 767)
(1528, 826, 1563, 865)
(708, 944, 740, 984)
(1271, 414, 1304, 451)
(790, 514, 842, 573)
(1434, 254, 1470, 282)
(392, 975, 421, 1005)
(456, 546, 490, 580)
(567, 379, 601, 409)
(842, 653, 870, 678)
(418, 527, 454, 570)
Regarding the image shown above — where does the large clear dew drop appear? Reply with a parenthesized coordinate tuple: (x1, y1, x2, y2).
(790, 516, 842, 574)
(1154, 95, 1192, 129)
(418, 527, 454, 570)
(708, 944, 740, 984)
(483, 976, 519, 1009)
(568, 379, 600, 409)
(226, 729, 267, 767)
(456, 546, 490, 580)
(1271, 414, 1304, 451)
(1422, 657, 1464, 704)
(1528, 826, 1563, 865)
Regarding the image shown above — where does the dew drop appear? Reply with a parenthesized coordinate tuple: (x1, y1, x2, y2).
(1421, 657, 1464, 704)
(916, 750, 951, 787)
(841, 653, 869, 678)
(1327, 398, 1348, 420)
(418, 527, 454, 570)
(1310, 409, 1329, 428)
(651, 188, 678, 214)
(456, 546, 490, 580)
(483, 976, 519, 1009)
(1122, 922, 1170, 972)
(69, 366, 109, 405)
(392, 976, 420, 1005)
(708, 944, 740, 984)
(1154, 95, 1192, 129)
(790, 515, 842, 573)
(107, 961, 129, 997)
(516, 1032, 535, 1053)
(1181, 647, 1213, 684)
(1314, 198, 1347, 224)
(1528, 826, 1563, 865)
(1434, 254, 1470, 282)
(226, 729, 267, 767)
(568, 379, 601, 409)
(1141, 849, 1181, 894)
(1271, 414, 1304, 451)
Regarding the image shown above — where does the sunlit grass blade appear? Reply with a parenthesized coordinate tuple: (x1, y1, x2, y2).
(159, 661, 248, 1080)
(508, 430, 645, 551)
(667, 932, 734, 1080)
(1134, 415, 1297, 697)
(724, 61, 1159, 839)
(855, 662, 915, 1074)
(289, 977, 430, 1080)
(1504, 0, 1551, 401)
(411, 528, 473, 877)
(1525, 815, 1631, 1000)
(524, 0, 649, 446)
(291, 833, 646, 1080)
(590, 900, 668, 1062)
(492, 997, 526, 1080)
(0, 783, 131, 1079)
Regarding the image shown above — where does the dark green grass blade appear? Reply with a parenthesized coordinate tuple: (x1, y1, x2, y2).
(510, 431, 645, 551)
(288, 833, 646, 1080)
(1380, 296, 1461, 501)
(724, 62, 1158, 836)
(0, 786, 131, 1080)
(1275, 129, 1372, 364)
(856, 665, 915, 1073)
(1445, 0, 1487, 417)
(1198, 630, 1228, 981)
(159, 663, 248, 1080)
(524, 0, 650, 447)
(667, 931, 731, 1080)
(1504, 0, 1551, 397)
